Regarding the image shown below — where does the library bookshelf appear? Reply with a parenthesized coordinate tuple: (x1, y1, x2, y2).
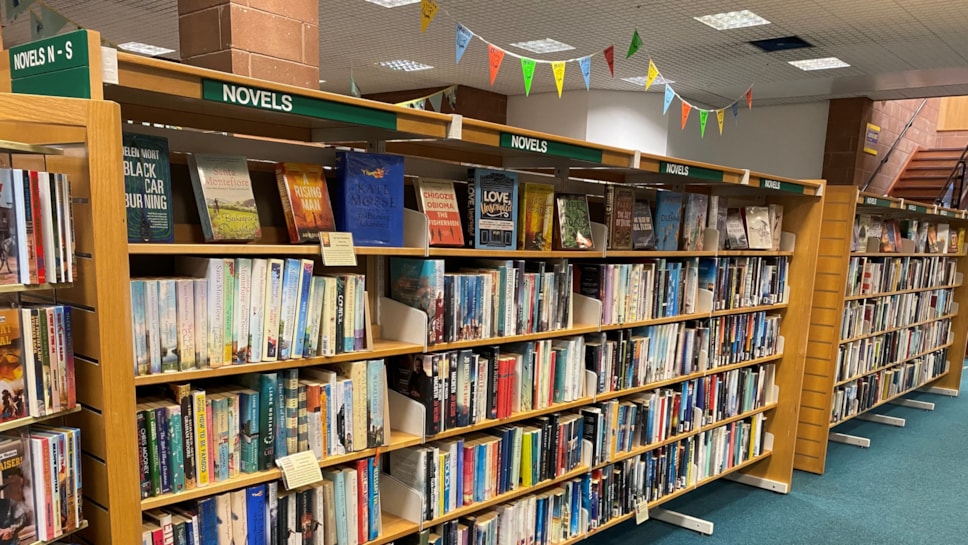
(794, 186, 968, 474)
(2, 32, 824, 544)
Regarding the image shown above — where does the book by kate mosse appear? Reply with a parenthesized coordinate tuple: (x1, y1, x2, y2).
(123, 133, 173, 243)
(332, 151, 404, 247)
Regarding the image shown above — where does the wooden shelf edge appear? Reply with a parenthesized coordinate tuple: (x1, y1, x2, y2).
(129, 242, 427, 257)
(833, 341, 954, 387)
(431, 397, 596, 441)
(31, 520, 88, 545)
(829, 370, 951, 428)
(839, 312, 958, 345)
(0, 282, 70, 294)
(844, 282, 961, 302)
(0, 406, 82, 433)
(428, 324, 601, 353)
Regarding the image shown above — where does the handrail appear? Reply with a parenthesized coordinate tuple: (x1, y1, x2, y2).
(934, 142, 968, 208)
(862, 98, 928, 193)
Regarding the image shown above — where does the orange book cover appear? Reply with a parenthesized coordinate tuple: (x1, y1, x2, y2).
(518, 183, 555, 251)
(275, 163, 336, 243)
(415, 178, 464, 246)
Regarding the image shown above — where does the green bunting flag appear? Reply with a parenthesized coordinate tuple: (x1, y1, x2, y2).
(627, 29, 643, 58)
(700, 110, 708, 138)
(521, 58, 536, 96)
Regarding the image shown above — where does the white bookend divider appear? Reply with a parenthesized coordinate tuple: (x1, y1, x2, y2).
(380, 296, 430, 351)
(403, 208, 431, 256)
(584, 370, 597, 401)
(590, 222, 608, 257)
(380, 473, 425, 524)
(695, 289, 714, 314)
(780, 231, 797, 252)
(572, 294, 603, 329)
(388, 390, 427, 441)
(702, 228, 719, 251)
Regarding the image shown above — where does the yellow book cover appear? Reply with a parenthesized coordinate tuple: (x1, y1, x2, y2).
(518, 183, 555, 251)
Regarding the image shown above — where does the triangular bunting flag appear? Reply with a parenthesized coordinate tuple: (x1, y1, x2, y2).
(446, 86, 458, 108)
(717, 109, 725, 135)
(488, 44, 505, 85)
(4, 0, 34, 22)
(429, 92, 443, 112)
(604, 45, 615, 76)
(681, 101, 692, 130)
(456, 23, 473, 64)
(420, 0, 438, 32)
(732, 101, 739, 119)
(627, 29, 643, 59)
(414, 100, 426, 110)
(40, 4, 69, 38)
(699, 110, 708, 138)
(552, 61, 565, 98)
(746, 87, 753, 109)
(645, 59, 659, 91)
(350, 76, 362, 98)
(663, 85, 675, 114)
(521, 58, 536, 95)
(579, 56, 592, 90)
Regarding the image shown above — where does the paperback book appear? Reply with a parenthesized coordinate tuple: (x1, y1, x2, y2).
(0, 308, 25, 423)
(275, 162, 336, 243)
(631, 199, 655, 250)
(554, 193, 594, 250)
(123, 133, 173, 243)
(604, 185, 635, 250)
(414, 178, 464, 247)
(187, 154, 262, 242)
(389, 258, 445, 346)
(467, 169, 519, 250)
(517, 182, 555, 251)
(654, 191, 682, 251)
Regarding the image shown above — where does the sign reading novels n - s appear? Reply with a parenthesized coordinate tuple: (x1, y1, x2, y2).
(123, 133, 173, 242)
(9, 29, 92, 98)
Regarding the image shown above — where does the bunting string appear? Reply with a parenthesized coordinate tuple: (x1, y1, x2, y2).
(395, 84, 458, 111)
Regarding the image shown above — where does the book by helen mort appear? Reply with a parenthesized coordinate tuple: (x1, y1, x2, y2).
(123, 133, 173, 243)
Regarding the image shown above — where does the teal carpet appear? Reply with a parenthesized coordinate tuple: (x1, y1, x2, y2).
(587, 374, 968, 545)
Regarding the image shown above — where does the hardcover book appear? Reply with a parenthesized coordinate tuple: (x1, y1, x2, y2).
(518, 182, 555, 251)
(554, 193, 594, 250)
(0, 308, 26, 423)
(631, 199, 655, 250)
(414, 178, 464, 247)
(653, 191, 683, 251)
(604, 185, 635, 250)
(467, 169, 518, 250)
(744, 206, 772, 249)
(123, 133, 173, 243)
(725, 208, 749, 250)
(275, 162, 336, 243)
(938, 223, 951, 254)
(332, 151, 405, 247)
(680, 193, 708, 251)
(187, 154, 261, 242)
(389, 258, 445, 346)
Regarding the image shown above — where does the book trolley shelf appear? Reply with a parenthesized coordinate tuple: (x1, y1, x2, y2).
(794, 186, 968, 474)
(2, 32, 825, 544)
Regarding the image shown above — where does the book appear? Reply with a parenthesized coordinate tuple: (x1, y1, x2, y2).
(276, 162, 336, 243)
(631, 199, 655, 250)
(0, 169, 22, 285)
(769, 204, 784, 251)
(0, 309, 26, 423)
(604, 186, 635, 250)
(680, 193, 708, 251)
(725, 208, 748, 250)
(187, 154, 262, 242)
(653, 191, 682, 251)
(554, 193, 594, 250)
(123, 133, 174, 243)
(415, 178, 464, 247)
(467, 169, 518, 250)
(518, 183, 555, 251)
(744, 206, 772, 249)
(0, 433, 31, 544)
(389, 258, 446, 346)
(332, 151, 405, 247)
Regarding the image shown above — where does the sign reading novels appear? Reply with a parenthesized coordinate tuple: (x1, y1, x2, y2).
(760, 178, 805, 194)
(862, 195, 893, 208)
(658, 161, 724, 182)
(499, 132, 604, 163)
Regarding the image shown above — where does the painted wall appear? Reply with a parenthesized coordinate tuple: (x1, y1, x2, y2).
(584, 91, 669, 155)
(506, 91, 588, 140)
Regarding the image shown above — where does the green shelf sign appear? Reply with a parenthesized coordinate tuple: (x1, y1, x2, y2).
(905, 203, 928, 214)
(862, 196, 893, 208)
(9, 30, 91, 99)
(760, 178, 805, 194)
(658, 161, 723, 181)
(499, 132, 604, 163)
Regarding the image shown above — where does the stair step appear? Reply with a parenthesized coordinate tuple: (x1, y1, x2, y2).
(899, 174, 949, 180)
(906, 166, 959, 173)
(915, 151, 964, 160)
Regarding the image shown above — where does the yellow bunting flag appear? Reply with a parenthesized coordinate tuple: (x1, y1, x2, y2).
(552, 61, 566, 98)
(645, 59, 659, 91)
(420, 0, 438, 32)
(488, 44, 505, 85)
(699, 110, 708, 138)
(681, 101, 692, 130)
(716, 109, 725, 135)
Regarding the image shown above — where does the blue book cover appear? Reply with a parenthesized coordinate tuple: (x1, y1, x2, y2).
(166, 404, 186, 494)
(322, 469, 348, 545)
(239, 389, 260, 473)
(278, 258, 302, 360)
(367, 457, 379, 540)
(292, 260, 314, 358)
(245, 484, 267, 545)
(654, 191, 683, 251)
(130, 280, 149, 376)
(197, 496, 218, 542)
(474, 442, 486, 503)
(275, 374, 287, 458)
(389, 258, 446, 346)
(366, 359, 386, 448)
(155, 406, 172, 493)
(214, 396, 230, 482)
(123, 132, 174, 243)
(333, 151, 405, 247)
(468, 168, 518, 250)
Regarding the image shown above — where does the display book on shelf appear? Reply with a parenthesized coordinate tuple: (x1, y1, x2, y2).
(793, 187, 968, 475)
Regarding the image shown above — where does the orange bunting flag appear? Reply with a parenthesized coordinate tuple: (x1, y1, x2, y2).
(746, 87, 753, 109)
(681, 101, 692, 130)
(488, 44, 505, 86)
(716, 109, 725, 135)
(645, 59, 659, 91)
(420, 0, 438, 32)
(552, 61, 566, 98)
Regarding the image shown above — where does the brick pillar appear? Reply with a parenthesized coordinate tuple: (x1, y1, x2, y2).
(178, 0, 319, 89)
(821, 97, 874, 187)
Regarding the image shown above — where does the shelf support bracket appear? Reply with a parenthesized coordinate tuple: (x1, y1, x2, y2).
(889, 399, 935, 411)
(366, 140, 386, 154)
(829, 432, 870, 448)
(855, 413, 905, 427)
(650, 508, 714, 535)
(726, 473, 790, 494)
(919, 386, 958, 397)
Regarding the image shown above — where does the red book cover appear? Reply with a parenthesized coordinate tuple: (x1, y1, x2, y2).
(28, 171, 45, 284)
(462, 443, 475, 506)
(415, 178, 464, 247)
(275, 162, 336, 243)
(356, 458, 369, 544)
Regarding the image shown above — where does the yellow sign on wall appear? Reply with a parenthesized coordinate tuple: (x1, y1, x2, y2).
(864, 123, 880, 155)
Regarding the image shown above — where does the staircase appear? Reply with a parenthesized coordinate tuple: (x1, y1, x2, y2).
(889, 147, 966, 205)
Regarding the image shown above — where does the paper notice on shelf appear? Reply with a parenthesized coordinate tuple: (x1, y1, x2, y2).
(320, 232, 357, 267)
(275, 450, 323, 490)
(635, 500, 649, 524)
(101, 46, 119, 85)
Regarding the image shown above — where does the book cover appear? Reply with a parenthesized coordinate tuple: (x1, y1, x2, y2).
(292, 259, 315, 359)
(415, 178, 464, 247)
(604, 185, 635, 250)
(769, 204, 784, 251)
(0, 433, 31, 544)
(518, 183, 555, 251)
(0, 169, 22, 285)
(631, 199, 655, 250)
(389, 258, 445, 346)
(332, 151, 405, 247)
(263, 259, 285, 362)
(276, 163, 336, 243)
(725, 208, 749, 250)
(468, 169, 519, 250)
(653, 191, 682, 251)
(187, 154, 262, 242)
(744, 206, 772, 249)
(123, 133, 174, 243)
(365, 360, 386, 449)
(938, 223, 951, 254)
(554, 193, 594, 250)
(680, 193, 708, 251)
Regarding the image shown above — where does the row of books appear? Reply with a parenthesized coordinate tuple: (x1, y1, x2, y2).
(0, 168, 75, 286)
(386, 339, 586, 437)
(131, 256, 367, 375)
(845, 255, 958, 298)
(831, 351, 949, 423)
(0, 305, 77, 424)
(141, 456, 381, 545)
(389, 258, 573, 346)
(840, 288, 954, 341)
(835, 322, 952, 384)
(136, 361, 388, 499)
(853, 214, 965, 254)
(0, 426, 83, 544)
(386, 413, 586, 522)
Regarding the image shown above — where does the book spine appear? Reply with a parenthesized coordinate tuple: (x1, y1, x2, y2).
(193, 279, 209, 368)
(237, 258, 253, 364)
(226, 392, 240, 478)
(293, 259, 314, 359)
(176, 387, 197, 489)
(143, 408, 162, 496)
(284, 369, 299, 455)
(208, 259, 225, 368)
(261, 373, 278, 469)
(156, 406, 173, 493)
(246, 484, 268, 545)
(131, 281, 150, 376)
(354, 275, 366, 351)
(137, 410, 151, 498)
(192, 390, 210, 486)
(175, 279, 196, 371)
(144, 280, 162, 375)
(158, 279, 179, 373)
(167, 405, 186, 494)
(240, 390, 260, 474)
(279, 259, 301, 360)
(223, 259, 236, 364)
(306, 278, 324, 357)
(343, 274, 356, 354)
(264, 259, 284, 361)
(334, 276, 346, 355)
(249, 259, 267, 363)
(298, 383, 308, 454)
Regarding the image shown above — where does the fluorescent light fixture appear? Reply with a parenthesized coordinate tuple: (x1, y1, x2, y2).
(695, 9, 770, 30)
(378, 59, 434, 72)
(117, 42, 175, 56)
(622, 75, 674, 86)
(509, 38, 575, 54)
(788, 57, 850, 71)
(363, 0, 420, 7)
(318, 79, 327, 83)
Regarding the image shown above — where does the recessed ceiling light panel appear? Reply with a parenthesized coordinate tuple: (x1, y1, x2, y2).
(788, 57, 850, 71)
(621, 75, 674, 86)
(695, 9, 770, 30)
(509, 38, 575, 54)
(118, 42, 175, 56)
(364, 0, 420, 7)
(378, 59, 434, 72)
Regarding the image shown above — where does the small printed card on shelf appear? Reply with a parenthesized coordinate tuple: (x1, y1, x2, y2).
(275, 449, 323, 490)
(635, 500, 650, 524)
(319, 232, 357, 267)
